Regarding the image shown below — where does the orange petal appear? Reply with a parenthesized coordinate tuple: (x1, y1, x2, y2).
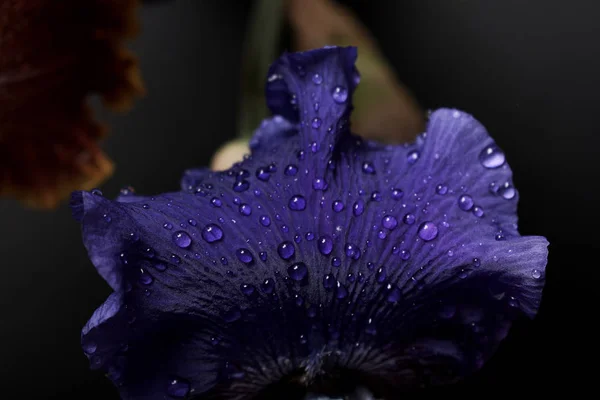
(0, 0, 145, 209)
(286, 0, 424, 144)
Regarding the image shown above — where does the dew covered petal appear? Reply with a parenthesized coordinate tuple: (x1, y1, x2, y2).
(72, 46, 547, 399)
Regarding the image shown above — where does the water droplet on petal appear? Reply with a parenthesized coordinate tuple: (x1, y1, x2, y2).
(323, 273, 335, 290)
(353, 199, 364, 216)
(285, 164, 298, 176)
(362, 161, 375, 174)
(240, 283, 255, 296)
(498, 182, 516, 200)
(172, 231, 192, 248)
(259, 215, 271, 227)
(166, 377, 191, 398)
(311, 118, 322, 129)
(255, 167, 270, 181)
(332, 86, 348, 103)
(418, 221, 439, 241)
(233, 180, 250, 192)
(289, 195, 306, 211)
(202, 224, 223, 243)
(386, 284, 401, 302)
(436, 184, 448, 195)
(313, 178, 328, 190)
(473, 206, 484, 218)
(332, 200, 344, 212)
(407, 150, 420, 164)
(458, 195, 474, 211)
(479, 144, 506, 169)
(236, 248, 254, 264)
(391, 188, 404, 200)
(261, 278, 275, 293)
(532, 269, 542, 279)
(312, 73, 323, 85)
(400, 249, 411, 260)
(211, 197, 222, 207)
(382, 215, 398, 230)
(288, 262, 308, 281)
(403, 213, 416, 225)
(318, 236, 333, 255)
(277, 241, 295, 260)
(336, 281, 348, 299)
(239, 204, 252, 216)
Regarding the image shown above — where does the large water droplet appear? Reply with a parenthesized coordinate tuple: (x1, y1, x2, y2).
(259, 215, 271, 227)
(202, 224, 223, 243)
(166, 377, 191, 398)
(332, 200, 344, 212)
(498, 182, 516, 200)
(332, 86, 348, 103)
(233, 180, 250, 192)
(172, 231, 192, 248)
(353, 199, 364, 216)
(318, 236, 333, 255)
(288, 262, 308, 281)
(277, 241, 295, 260)
(458, 195, 474, 211)
(313, 178, 328, 190)
(473, 206, 484, 218)
(479, 145, 506, 169)
(285, 164, 298, 176)
(532, 269, 542, 279)
(418, 221, 439, 241)
(382, 215, 398, 230)
(236, 248, 254, 264)
(289, 195, 306, 211)
(255, 167, 270, 181)
(239, 204, 252, 216)
(400, 249, 410, 260)
(345, 243, 361, 260)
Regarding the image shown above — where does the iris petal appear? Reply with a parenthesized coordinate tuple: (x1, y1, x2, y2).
(73, 47, 547, 399)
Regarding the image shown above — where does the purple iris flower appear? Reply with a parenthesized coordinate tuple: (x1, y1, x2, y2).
(71, 46, 548, 399)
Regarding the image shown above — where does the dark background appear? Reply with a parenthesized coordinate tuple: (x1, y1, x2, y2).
(0, 0, 596, 398)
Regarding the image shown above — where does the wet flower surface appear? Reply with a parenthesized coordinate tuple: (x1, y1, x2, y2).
(71, 47, 547, 399)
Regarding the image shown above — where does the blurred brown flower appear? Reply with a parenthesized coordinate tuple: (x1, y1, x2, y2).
(0, 0, 145, 208)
